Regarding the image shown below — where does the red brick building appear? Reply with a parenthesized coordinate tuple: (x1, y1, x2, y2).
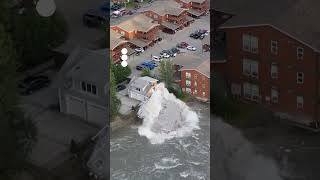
(141, 0, 193, 34)
(111, 14, 161, 49)
(110, 29, 129, 63)
(175, 0, 209, 17)
(213, 0, 320, 129)
(174, 54, 210, 101)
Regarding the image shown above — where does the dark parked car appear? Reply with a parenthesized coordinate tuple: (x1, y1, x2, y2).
(176, 42, 189, 48)
(116, 84, 126, 92)
(171, 47, 180, 54)
(19, 75, 50, 95)
(136, 65, 144, 70)
(83, 5, 108, 27)
(111, 4, 122, 11)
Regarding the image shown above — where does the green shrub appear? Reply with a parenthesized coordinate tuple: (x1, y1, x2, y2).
(112, 64, 132, 84)
(141, 68, 151, 77)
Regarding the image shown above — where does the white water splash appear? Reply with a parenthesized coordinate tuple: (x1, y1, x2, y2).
(137, 83, 200, 144)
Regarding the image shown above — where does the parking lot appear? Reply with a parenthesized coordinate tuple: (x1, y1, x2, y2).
(124, 14, 210, 78)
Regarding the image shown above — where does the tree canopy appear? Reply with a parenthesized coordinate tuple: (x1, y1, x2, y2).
(0, 1, 37, 176)
(159, 60, 174, 88)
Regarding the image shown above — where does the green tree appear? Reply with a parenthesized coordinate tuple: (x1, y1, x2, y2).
(112, 63, 131, 84)
(109, 60, 121, 118)
(141, 68, 151, 77)
(159, 60, 174, 88)
(10, 8, 67, 68)
(0, 23, 37, 176)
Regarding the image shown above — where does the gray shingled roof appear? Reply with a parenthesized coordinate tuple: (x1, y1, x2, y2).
(173, 53, 210, 77)
(215, 0, 320, 51)
(68, 48, 108, 86)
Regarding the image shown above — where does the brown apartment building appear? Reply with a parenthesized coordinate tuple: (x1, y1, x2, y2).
(111, 14, 161, 49)
(141, 0, 193, 34)
(174, 54, 210, 101)
(110, 29, 129, 63)
(175, 0, 209, 17)
(213, 0, 320, 130)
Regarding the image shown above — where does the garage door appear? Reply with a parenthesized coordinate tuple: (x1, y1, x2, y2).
(66, 96, 85, 119)
(87, 103, 107, 126)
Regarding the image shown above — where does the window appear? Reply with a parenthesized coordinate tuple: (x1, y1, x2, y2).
(202, 84, 205, 88)
(243, 58, 259, 78)
(81, 81, 97, 95)
(271, 89, 279, 103)
(185, 72, 191, 79)
(194, 74, 198, 79)
(297, 47, 304, 59)
(203, 92, 206, 96)
(243, 82, 259, 101)
(251, 84, 259, 100)
(297, 96, 304, 109)
(87, 84, 92, 92)
(194, 81, 197, 86)
(297, 72, 304, 84)
(186, 80, 191, 87)
(242, 34, 259, 53)
(81, 82, 86, 91)
(186, 88, 191, 93)
(271, 40, 278, 54)
(194, 89, 197, 95)
(271, 63, 278, 79)
(92, 85, 97, 95)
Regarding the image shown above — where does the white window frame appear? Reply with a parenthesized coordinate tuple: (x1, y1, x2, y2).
(185, 72, 191, 79)
(243, 82, 259, 101)
(271, 40, 278, 54)
(271, 88, 279, 103)
(186, 87, 191, 94)
(194, 89, 197, 95)
(186, 80, 191, 87)
(296, 72, 304, 84)
(297, 96, 304, 109)
(271, 63, 278, 79)
(81, 81, 97, 95)
(242, 34, 259, 53)
(243, 58, 259, 78)
(297, 47, 304, 60)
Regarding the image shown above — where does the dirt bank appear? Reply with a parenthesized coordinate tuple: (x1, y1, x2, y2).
(110, 113, 140, 132)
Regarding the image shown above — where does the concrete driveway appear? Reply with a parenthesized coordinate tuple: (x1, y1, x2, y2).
(21, 69, 99, 169)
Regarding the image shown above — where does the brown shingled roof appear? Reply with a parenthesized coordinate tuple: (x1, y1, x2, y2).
(143, 0, 187, 16)
(113, 14, 159, 32)
(110, 29, 127, 50)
